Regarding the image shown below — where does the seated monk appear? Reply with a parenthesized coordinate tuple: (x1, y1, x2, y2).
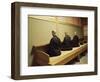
(47, 30, 61, 57)
(79, 37, 84, 45)
(72, 32, 80, 47)
(62, 32, 72, 50)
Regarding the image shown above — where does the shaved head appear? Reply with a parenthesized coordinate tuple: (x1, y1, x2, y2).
(52, 30, 56, 37)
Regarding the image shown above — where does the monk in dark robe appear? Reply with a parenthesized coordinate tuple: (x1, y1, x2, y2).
(79, 37, 84, 45)
(62, 32, 72, 50)
(72, 32, 80, 62)
(72, 32, 80, 47)
(47, 31, 61, 57)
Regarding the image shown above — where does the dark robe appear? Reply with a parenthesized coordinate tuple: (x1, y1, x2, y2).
(79, 38, 84, 45)
(72, 35, 80, 47)
(62, 35, 72, 50)
(48, 36, 61, 57)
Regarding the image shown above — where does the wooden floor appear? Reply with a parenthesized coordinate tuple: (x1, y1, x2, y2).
(75, 54, 88, 64)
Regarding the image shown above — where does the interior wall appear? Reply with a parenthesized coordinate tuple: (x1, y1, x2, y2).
(57, 23, 83, 41)
(28, 16, 83, 66)
(83, 25, 88, 36)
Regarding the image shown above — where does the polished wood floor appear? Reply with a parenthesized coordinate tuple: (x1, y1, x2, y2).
(75, 54, 88, 64)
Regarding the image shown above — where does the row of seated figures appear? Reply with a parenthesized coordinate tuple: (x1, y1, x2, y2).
(31, 39, 87, 66)
(31, 31, 87, 66)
